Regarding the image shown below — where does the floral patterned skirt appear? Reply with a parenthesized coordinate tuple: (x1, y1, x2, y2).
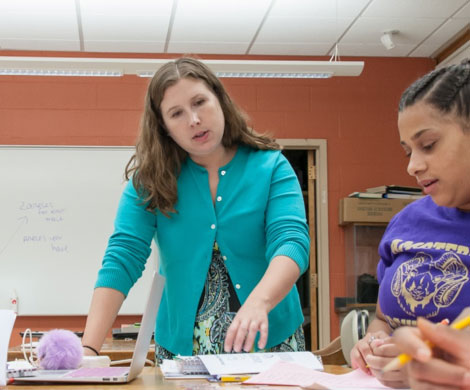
(155, 243, 305, 363)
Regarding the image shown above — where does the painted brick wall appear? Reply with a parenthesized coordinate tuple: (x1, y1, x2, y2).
(0, 52, 434, 347)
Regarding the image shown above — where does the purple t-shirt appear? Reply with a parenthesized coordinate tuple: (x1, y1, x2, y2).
(377, 196, 470, 329)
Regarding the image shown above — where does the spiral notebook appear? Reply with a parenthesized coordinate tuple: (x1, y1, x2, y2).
(160, 356, 212, 379)
(176, 356, 208, 374)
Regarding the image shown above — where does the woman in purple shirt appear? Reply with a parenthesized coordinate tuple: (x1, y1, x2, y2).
(351, 58, 470, 388)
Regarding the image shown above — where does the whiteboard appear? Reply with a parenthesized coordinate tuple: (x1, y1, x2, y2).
(0, 146, 157, 315)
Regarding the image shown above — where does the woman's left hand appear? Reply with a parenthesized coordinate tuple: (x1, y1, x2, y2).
(224, 298, 269, 353)
(366, 336, 409, 389)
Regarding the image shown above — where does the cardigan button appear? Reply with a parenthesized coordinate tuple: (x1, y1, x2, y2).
(235, 284, 241, 289)
(220, 170, 226, 176)
(222, 255, 227, 261)
(216, 196, 222, 202)
(210, 224, 216, 230)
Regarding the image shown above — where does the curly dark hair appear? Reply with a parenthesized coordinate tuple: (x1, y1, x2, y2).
(399, 58, 470, 130)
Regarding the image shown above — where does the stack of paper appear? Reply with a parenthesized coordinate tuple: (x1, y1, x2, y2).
(160, 351, 323, 379)
(244, 361, 397, 389)
(200, 351, 322, 375)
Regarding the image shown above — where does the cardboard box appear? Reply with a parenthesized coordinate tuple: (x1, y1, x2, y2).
(339, 197, 415, 225)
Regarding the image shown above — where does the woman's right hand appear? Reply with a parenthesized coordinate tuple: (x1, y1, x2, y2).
(394, 317, 470, 390)
(350, 330, 389, 374)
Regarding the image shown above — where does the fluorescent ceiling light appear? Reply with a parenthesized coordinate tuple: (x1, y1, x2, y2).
(0, 57, 364, 78)
(214, 72, 332, 79)
(136, 70, 335, 78)
(0, 69, 122, 77)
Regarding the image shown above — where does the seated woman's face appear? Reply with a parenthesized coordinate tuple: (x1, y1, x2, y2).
(398, 101, 470, 211)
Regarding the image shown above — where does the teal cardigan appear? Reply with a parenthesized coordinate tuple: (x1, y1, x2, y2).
(95, 145, 310, 355)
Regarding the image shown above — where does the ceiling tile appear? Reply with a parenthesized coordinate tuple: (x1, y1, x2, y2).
(254, 0, 369, 55)
(251, 43, 333, 56)
(409, 44, 441, 57)
(256, 17, 353, 44)
(410, 18, 470, 56)
(269, 0, 369, 18)
(454, 1, 470, 17)
(85, 41, 166, 53)
(167, 41, 249, 55)
(0, 39, 80, 52)
(342, 17, 445, 45)
(80, 0, 172, 41)
(331, 43, 417, 57)
(0, 0, 76, 17)
(0, 0, 78, 50)
(170, 0, 271, 44)
(364, 0, 468, 18)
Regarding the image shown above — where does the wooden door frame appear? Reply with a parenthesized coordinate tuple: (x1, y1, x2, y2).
(278, 139, 330, 348)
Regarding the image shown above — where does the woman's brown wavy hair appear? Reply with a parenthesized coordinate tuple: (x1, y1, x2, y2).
(125, 57, 280, 216)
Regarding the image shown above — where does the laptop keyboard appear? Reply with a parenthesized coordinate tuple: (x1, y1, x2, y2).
(64, 367, 129, 378)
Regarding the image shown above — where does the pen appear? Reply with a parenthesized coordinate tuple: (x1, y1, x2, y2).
(383, 316, 470, 372)
(218, 375, 251, 382)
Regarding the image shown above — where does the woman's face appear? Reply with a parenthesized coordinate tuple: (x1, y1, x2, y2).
(159, 77, 226, 165)
(398, 102, 470, 210)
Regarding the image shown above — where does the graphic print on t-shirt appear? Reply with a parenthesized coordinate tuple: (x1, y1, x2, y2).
(390, 251, 468, 318)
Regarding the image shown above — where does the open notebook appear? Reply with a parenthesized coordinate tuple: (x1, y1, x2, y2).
(15, 271, 165, 384)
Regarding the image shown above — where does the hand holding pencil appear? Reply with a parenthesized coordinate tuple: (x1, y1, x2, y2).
(383, 317, 451, 372)
(392, 309, 470, 390)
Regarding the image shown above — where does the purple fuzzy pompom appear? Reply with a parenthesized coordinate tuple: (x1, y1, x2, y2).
(37, 329, 83, 370)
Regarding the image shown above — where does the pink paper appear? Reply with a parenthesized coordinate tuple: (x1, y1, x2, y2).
(243, 361, 392, 389)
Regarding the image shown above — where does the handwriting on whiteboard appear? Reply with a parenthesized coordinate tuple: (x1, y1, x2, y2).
(18, 201, 69, 253)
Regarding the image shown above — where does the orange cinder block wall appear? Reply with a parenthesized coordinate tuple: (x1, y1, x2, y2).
(0, 51, 434, 348)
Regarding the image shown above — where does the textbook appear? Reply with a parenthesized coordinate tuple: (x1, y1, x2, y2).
(382, 193, 424, 199)
(348, 192, 383, 199)
(161, 351, 323, 378)
(366, 185, 422, 194)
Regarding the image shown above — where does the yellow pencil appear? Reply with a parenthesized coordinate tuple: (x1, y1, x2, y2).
(383, 316, 470, 372)
(218, 375, 251, 382)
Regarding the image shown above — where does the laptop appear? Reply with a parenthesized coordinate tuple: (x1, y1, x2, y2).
(15, 271, 165, 384)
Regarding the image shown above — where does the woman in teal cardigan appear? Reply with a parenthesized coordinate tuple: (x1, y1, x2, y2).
(81, 57, 310, 360)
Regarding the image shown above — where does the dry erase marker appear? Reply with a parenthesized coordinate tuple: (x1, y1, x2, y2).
(383, 316, 470, 372)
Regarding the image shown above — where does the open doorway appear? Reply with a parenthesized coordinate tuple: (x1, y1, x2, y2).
(279, 139, 330, 349)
